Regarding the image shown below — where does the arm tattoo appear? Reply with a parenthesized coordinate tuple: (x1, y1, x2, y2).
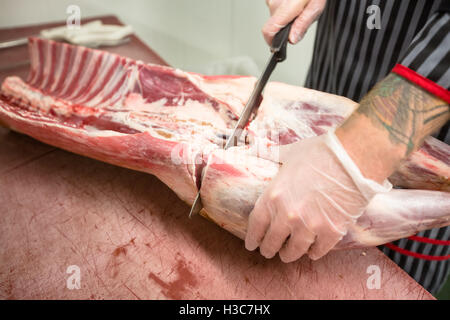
(357, 74, 449, 155)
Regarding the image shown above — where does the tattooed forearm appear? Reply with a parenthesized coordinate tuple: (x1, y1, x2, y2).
(356, 74, 449, 155)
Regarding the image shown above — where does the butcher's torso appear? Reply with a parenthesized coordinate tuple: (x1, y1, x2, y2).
(305, 0, 450, 294)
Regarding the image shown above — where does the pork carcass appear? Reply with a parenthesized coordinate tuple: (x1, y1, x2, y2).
(0, 38, 448, 251)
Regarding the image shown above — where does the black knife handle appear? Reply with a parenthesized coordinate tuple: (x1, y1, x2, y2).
(270, 20, 294, 62)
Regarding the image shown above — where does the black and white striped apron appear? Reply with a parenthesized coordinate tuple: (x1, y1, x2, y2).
(305, 0, 450, 294)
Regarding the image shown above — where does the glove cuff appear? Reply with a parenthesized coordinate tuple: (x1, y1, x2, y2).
(324, 130, 393, 201)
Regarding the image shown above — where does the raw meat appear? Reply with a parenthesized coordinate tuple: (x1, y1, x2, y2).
(199, 147, 450, 247)
(0, 38, 448, 250)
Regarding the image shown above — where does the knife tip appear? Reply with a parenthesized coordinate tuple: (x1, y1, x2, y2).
(189, 192, 202, 218)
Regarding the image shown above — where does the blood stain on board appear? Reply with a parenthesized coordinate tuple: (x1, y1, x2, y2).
(148, 255, 198, 299)
(112, 246, 127, 257)
(106, 238, 137, 278)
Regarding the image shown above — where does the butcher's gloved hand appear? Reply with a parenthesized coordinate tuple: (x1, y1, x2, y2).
(263, 0, 326, 45)
(245, 131, 392, 262)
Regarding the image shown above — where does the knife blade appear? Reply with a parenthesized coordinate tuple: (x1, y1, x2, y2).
(0, 37, 30, 49)
(0, 36, 131, 50)
(189, 20, 294, 218)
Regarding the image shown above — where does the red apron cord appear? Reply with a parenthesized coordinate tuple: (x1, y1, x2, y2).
(407, 235, 450, 246)
(385, 242, 450, 261)
(392, 64, 450, 104)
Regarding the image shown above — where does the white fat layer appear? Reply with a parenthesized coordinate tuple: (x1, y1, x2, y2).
(106, 63, 140, 107)
(66, 49, 97, 100)
(2, 77, 67, 113)
(29, 40, 40, 84)
(40, 40, 52, 89)
(82, 125, 126, 136)
(86, 62, 125, 107)
(123, 93, 229, 130)
(49, 44, 68, 93)
(186, 73, 256, 116)
(0, 108, 123, 137)
(340, 190, 450, 248)
(264, 82, 357, 114)
(248, 82, 358, 143)
(249, 97, 322, 140)
(2, 77, 227, 150)
(78, 51, 113, 101)
(58, 46, 84, 96)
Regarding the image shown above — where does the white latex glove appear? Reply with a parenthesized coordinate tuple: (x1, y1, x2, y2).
(245, 131, 392, 262)
(40, 20, 133, 48)
(262, 0, 327, 45)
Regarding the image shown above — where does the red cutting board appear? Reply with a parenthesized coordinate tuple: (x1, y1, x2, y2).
(0, 15, 433, 300)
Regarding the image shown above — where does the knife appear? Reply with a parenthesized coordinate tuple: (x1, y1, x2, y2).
(0, 20, 133, 50)
(0, 37, 30, 49)
(0, 37, 131, 72)
(189, 20, 294, 218)
(0, 36, 131, 50)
